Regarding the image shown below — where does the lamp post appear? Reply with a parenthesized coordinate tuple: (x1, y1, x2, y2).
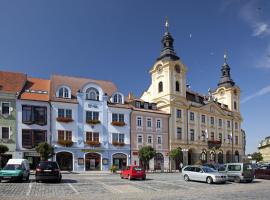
(182, 148, 189, 167)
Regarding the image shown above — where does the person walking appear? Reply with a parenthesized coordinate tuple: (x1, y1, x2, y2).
(179, 162, 183, 173)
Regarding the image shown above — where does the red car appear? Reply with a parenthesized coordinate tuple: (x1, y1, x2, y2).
(255, 165, 270, 179)
(120, 166, 146, 180)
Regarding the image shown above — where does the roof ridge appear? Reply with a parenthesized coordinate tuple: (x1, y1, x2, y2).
(51, 74, 115, 84)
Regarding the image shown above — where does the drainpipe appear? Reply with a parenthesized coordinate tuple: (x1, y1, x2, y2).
(231, 118, 234, 162)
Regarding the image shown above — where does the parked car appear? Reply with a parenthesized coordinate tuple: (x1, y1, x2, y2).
(35, 161, 62, 183)
(203, 163, 225, 171)
(218, 163, 254, 183)
(120, 166, 146, 180)
(182, 165, 227, 184)
(255, 165, 270, 179)
(0, 159, 30, 182)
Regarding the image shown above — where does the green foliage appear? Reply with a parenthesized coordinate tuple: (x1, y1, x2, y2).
(251, 152, 263, 162)
(138, 146, 156, 169)
(0, 144, 9, 154)
(169, 148, 182, 160)
(35, 142, 54, 161)
(110, 165, 117, 173)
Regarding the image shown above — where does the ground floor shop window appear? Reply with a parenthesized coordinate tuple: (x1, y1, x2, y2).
(85, 153, 101, 171)
(112, 153, 127, 170)
(56, 152, 73, 171)
(154, 153, 164, 170)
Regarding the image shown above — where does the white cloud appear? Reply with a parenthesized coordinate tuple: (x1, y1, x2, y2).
(252, 23, 270, 37)
(241, 84, 270, 103)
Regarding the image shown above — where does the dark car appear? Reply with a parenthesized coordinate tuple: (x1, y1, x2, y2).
(255, 165, 270, 179)
(35, 161, 62, 183)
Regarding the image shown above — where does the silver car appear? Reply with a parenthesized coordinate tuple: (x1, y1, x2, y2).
(182, 165, 227, 184)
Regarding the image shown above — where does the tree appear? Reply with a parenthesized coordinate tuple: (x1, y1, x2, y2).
(138, 146, 156, 170)
(169, 148, 182, 170)
(0, 144, 9, 168)
(36, 142, 54, 161)
(251, 152, 263, 162)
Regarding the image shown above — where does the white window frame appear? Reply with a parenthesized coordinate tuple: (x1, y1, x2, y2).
(146, 117, 152, 129)
(0, 126, 10, 139)
(137, 134, 143, 144)
(156, 118, 162, 130)
(147, 135, 153, 144)
(1, 102, 11, 115)
(176, 109, 182, 118)
(56, 86, 71, 99)
(157, 135, 162, 144)
(136, 116, 143, 128)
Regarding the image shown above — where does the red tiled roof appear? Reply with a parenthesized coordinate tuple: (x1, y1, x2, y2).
(20, 77, 50, 101)
(0, 71, 27, 94)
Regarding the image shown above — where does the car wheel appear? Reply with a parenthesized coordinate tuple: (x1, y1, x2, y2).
(26, 175, 30, 182)
(142, 176, 146, 180)
(206, 177, 213, 184)
(234, 177, 241, 183)
(184, 175, 189, 182)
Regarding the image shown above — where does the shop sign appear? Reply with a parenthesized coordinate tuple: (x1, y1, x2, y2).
(81, 149, 103, 153)
(24, 152, 40, 157)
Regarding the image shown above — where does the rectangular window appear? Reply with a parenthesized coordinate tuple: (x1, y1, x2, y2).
(190, 112, 195, 121)
(2, 103, 10, 115)
(58, 130, 65, 141)
(137, 135, 143, 143)
(66, 131, 72, 141)
(58, 109, 65, 118)
(235, 136, 239, 145)
(227, 121, 231, 128)
(147, 135, 152, 144)
(1, 127, 9, 139)
(147, 118, 152, 128)
(58, 130, 71, 141)
(22, 106, 32, 123)
(112, 133, 118, 143)
(190, 129, 195, 141)
(177, 127, 182, 140)
(135, 101, 141, 108)
(34, 107, 47, 125)
(210, 132, 215, 141)
(177, 109, 182, 118)
(86, 132, 99, 142)
(22, 129, 46, 149)
(137, 116, 142, 127)
(112, 113, 124, 122)
(93, 132, 99, 142)
(86, 111, 99, 121)
(66, 109, 72, 119)
(219, 119, 222, 127)
(228, 134, 231, 144)
(119, 134, 125, 143)
(201, 115, 206, 123)
(219, 133, 222, 141)
(210, 117, 214, 125)
(156, 119, 161, 129)
(157, 136, 162, 144)
(235, 122, 238, 130)
(201, 130, 206, 141)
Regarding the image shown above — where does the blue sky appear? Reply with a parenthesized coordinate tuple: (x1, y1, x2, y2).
(0, 0, 269, 154)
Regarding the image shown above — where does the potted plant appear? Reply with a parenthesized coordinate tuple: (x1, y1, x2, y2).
(57, 140, 73, 147)
(86, 119, 101, 125)
(110, 165, 117, 173)
(111, 121, 126, 126)
(56, 117, 74, 123)
(85, 140, 101, 147)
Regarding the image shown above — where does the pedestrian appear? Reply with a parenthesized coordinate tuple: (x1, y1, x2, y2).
(179, 162, 183, 172)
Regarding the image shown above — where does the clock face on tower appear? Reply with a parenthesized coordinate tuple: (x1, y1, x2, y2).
(175, 65, 180, 73)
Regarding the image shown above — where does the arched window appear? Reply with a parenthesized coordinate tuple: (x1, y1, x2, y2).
(86, 87, 99, 100)
(158, 82, 163, 93)
(113, 94, 123, 104)
(176, 81, 180, 92)
(57, 87, 71, 98)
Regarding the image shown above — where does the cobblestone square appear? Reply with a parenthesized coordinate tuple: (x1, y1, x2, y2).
(1, 173, 270, 200)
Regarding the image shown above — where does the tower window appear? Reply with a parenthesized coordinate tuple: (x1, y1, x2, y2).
(158, 81, 163, 93)
(175, 81, 180, 92)
(234, 101, 237, 110)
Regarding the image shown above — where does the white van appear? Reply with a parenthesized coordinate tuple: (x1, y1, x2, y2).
(0, 159, 30, 182)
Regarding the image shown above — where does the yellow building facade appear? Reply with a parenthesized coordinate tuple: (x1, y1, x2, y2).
(258, 137, 270, 162)
(141, 20, 245, 168)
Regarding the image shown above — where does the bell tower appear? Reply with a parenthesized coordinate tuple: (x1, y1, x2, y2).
(141, 17, 187, 105)
(213, 51, 240, 113)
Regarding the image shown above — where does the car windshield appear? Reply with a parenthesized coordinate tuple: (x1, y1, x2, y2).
(133, 167, 143, 171)
(38, 162, 59, 170)
(3, 164, 22, 170)
(202, 167, 216, 173)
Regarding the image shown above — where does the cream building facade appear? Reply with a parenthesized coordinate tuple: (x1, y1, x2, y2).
(141, 20, 245, 168)
(258, 137, 270, 162)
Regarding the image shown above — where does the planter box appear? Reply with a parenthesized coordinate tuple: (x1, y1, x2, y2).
(86, 120, 101, 125)
(111, 121, 126, 127)
(85, 141, 101, 147)
(56, 117, 74, 123)
(57, 140, 73, 147)
(112, 141, 125, 146)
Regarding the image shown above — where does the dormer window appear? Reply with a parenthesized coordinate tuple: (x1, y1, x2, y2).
(86, 87, 99, 101)
(135, 101, 141, 108)
(57, 86, 71, 98)
(144, 103, 149, 109)
(151, 104, 157, 110)
(112, 93, 123, 104)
